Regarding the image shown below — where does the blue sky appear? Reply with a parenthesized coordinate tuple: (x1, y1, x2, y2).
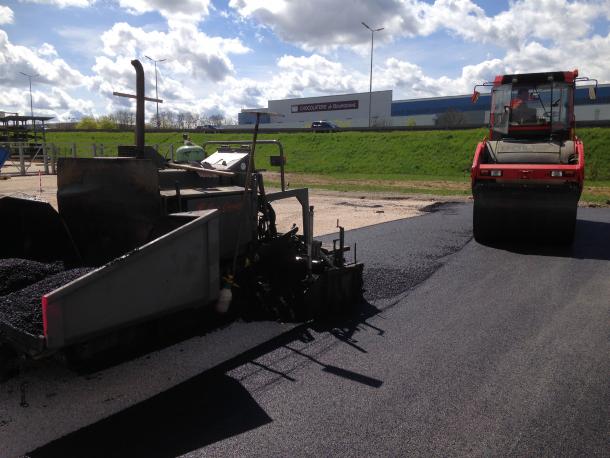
(0, 0, 609, 121)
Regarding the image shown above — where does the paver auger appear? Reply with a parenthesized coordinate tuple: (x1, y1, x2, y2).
(470, 69, 597, 243)
(0, 60, 363, 378)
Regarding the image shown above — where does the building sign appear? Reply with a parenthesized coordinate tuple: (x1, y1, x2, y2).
(291, 100, 359, 113)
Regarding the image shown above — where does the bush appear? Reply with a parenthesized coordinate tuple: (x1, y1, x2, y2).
(76, 116, 98, 130)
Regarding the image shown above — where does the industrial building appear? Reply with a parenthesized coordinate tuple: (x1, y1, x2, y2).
(238, 84, 610, 128)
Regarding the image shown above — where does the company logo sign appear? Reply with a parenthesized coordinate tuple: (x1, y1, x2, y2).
(291, 100, 359, 113)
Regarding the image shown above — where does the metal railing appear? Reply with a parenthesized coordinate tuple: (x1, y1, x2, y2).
(0, 142, 179, 176)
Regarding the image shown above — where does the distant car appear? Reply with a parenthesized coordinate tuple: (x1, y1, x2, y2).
(197, 124, 217, 133)
(311, 121, 339, 132)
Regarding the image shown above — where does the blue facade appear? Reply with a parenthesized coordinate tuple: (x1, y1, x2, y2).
(391, 95, 491, 117)
(391, 85, 609, 117)
(574, 85, 610, 105)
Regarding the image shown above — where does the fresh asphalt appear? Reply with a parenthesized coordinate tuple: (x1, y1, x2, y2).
(29, 203, 609, 457)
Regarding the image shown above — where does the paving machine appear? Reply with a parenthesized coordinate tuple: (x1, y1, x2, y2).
(0, 61, 363, 378)
(470, 69, 597, 243)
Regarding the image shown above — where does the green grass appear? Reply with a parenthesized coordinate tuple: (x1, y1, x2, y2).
(46, 127, 610, 181)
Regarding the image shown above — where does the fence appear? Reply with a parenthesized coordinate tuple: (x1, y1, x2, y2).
(0, 142, 180, 176)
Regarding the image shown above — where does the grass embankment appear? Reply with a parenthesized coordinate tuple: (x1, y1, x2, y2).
(46, 128, 610, 203)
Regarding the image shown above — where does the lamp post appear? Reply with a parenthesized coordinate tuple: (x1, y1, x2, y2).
(361, 22, 384, 128)
(144, 55, 166, 128)
(19, 71, 38, 140)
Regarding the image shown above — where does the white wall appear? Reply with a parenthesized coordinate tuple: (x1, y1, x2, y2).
(575, 104, 610, 121)
(390, 115, 437, 127)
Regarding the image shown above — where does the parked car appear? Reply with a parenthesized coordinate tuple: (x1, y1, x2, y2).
(311, 121, 339, 132)
(196, 124, 218, 133)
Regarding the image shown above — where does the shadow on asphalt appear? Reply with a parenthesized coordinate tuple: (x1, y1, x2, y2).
(28, 373, 272, 458)
(28, 300, 385, 457)
(479, 219, 610, 261)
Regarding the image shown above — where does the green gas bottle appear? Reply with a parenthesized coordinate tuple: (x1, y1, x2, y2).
(175, 134, 205, 162)
(175, 144, 205, 162)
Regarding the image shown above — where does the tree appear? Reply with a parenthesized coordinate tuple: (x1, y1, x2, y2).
(208, 113, 225, 126)
(98, 115, 117, 130)
(76, 116, 98, 130)
(176, 112, 187, 129)
(435, 109, 466, 128)
(114, 110, 135, 129)
(158, 111, 176, 129)
(224, 115, 237, 126)
(184, 112, 199, 129)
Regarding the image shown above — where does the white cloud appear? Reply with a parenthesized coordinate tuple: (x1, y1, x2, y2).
(55, 26, 103, 55)
(0, 30, 93, 119)
(0, 5, 14, 24)
(229, 0, 608, 53)
(197, 54, 367, 117)
(229, 0, 416, 52)
(377, 57, 507, 98)
(19, 0, 95, 7)
(0, 86, 95, 120)
(38, 42, 58, 57)
(0, 30, 90, 88)
(3, 0, 609, 123)
(97, 22, 249, 85)
(117, 0, 212, 25)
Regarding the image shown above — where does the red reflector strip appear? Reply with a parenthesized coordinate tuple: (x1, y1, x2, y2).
(480, 170, 490, 176)
(42, 295, 49, 337)
(564, 171, 575, 177)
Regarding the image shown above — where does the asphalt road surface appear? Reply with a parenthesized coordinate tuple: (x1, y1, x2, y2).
(29, 203, 609, 457)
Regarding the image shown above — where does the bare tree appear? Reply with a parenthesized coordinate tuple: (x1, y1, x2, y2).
(223, 115, 237, 126)
(176, 112, 186, 129)
(158, 111, 176, 129)
(184, 112, 199, 129)
(209, 113, 225, 126)
(114, 110, 135, 129)
(435, 109, 466, 128)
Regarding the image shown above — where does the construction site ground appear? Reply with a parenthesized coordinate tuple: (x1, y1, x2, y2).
(7, 203, 608, 457)
(0, 171, 463, 236)
(1, 168, 608, 457)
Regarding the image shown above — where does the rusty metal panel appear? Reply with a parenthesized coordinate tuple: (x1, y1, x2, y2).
(185, 193, 254, 260)
(57, 158, 161, 266)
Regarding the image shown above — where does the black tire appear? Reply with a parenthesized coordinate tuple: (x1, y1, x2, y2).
(473, 203, 491, 243)
(554, 212, 576, 245)
(0, 344, 19, 381)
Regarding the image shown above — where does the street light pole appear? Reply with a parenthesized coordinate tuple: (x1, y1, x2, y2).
(145, 55, 166, 128)
(19, 71, 38, 140)
(361, 22, 384, 128)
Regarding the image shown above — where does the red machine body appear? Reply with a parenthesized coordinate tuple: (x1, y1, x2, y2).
(470, 70, 595, 243)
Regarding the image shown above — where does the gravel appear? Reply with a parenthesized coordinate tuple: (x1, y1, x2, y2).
(0, 258, 64, 296)
(363, 264, 441, 300)
(0, 264, 93, 336)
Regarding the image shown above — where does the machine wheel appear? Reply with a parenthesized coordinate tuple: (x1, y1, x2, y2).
(553, 211, 576, 245)
(0, 344, 19, 381)
(473, 203, 492, 243)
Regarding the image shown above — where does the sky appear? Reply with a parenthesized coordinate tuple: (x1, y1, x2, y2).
(0, 0, 609, 122)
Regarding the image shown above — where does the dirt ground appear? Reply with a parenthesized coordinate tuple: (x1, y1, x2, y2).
(0, 172, 445, 236)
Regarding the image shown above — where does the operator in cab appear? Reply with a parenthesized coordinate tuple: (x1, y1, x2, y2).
(510, 88, 537, 124)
